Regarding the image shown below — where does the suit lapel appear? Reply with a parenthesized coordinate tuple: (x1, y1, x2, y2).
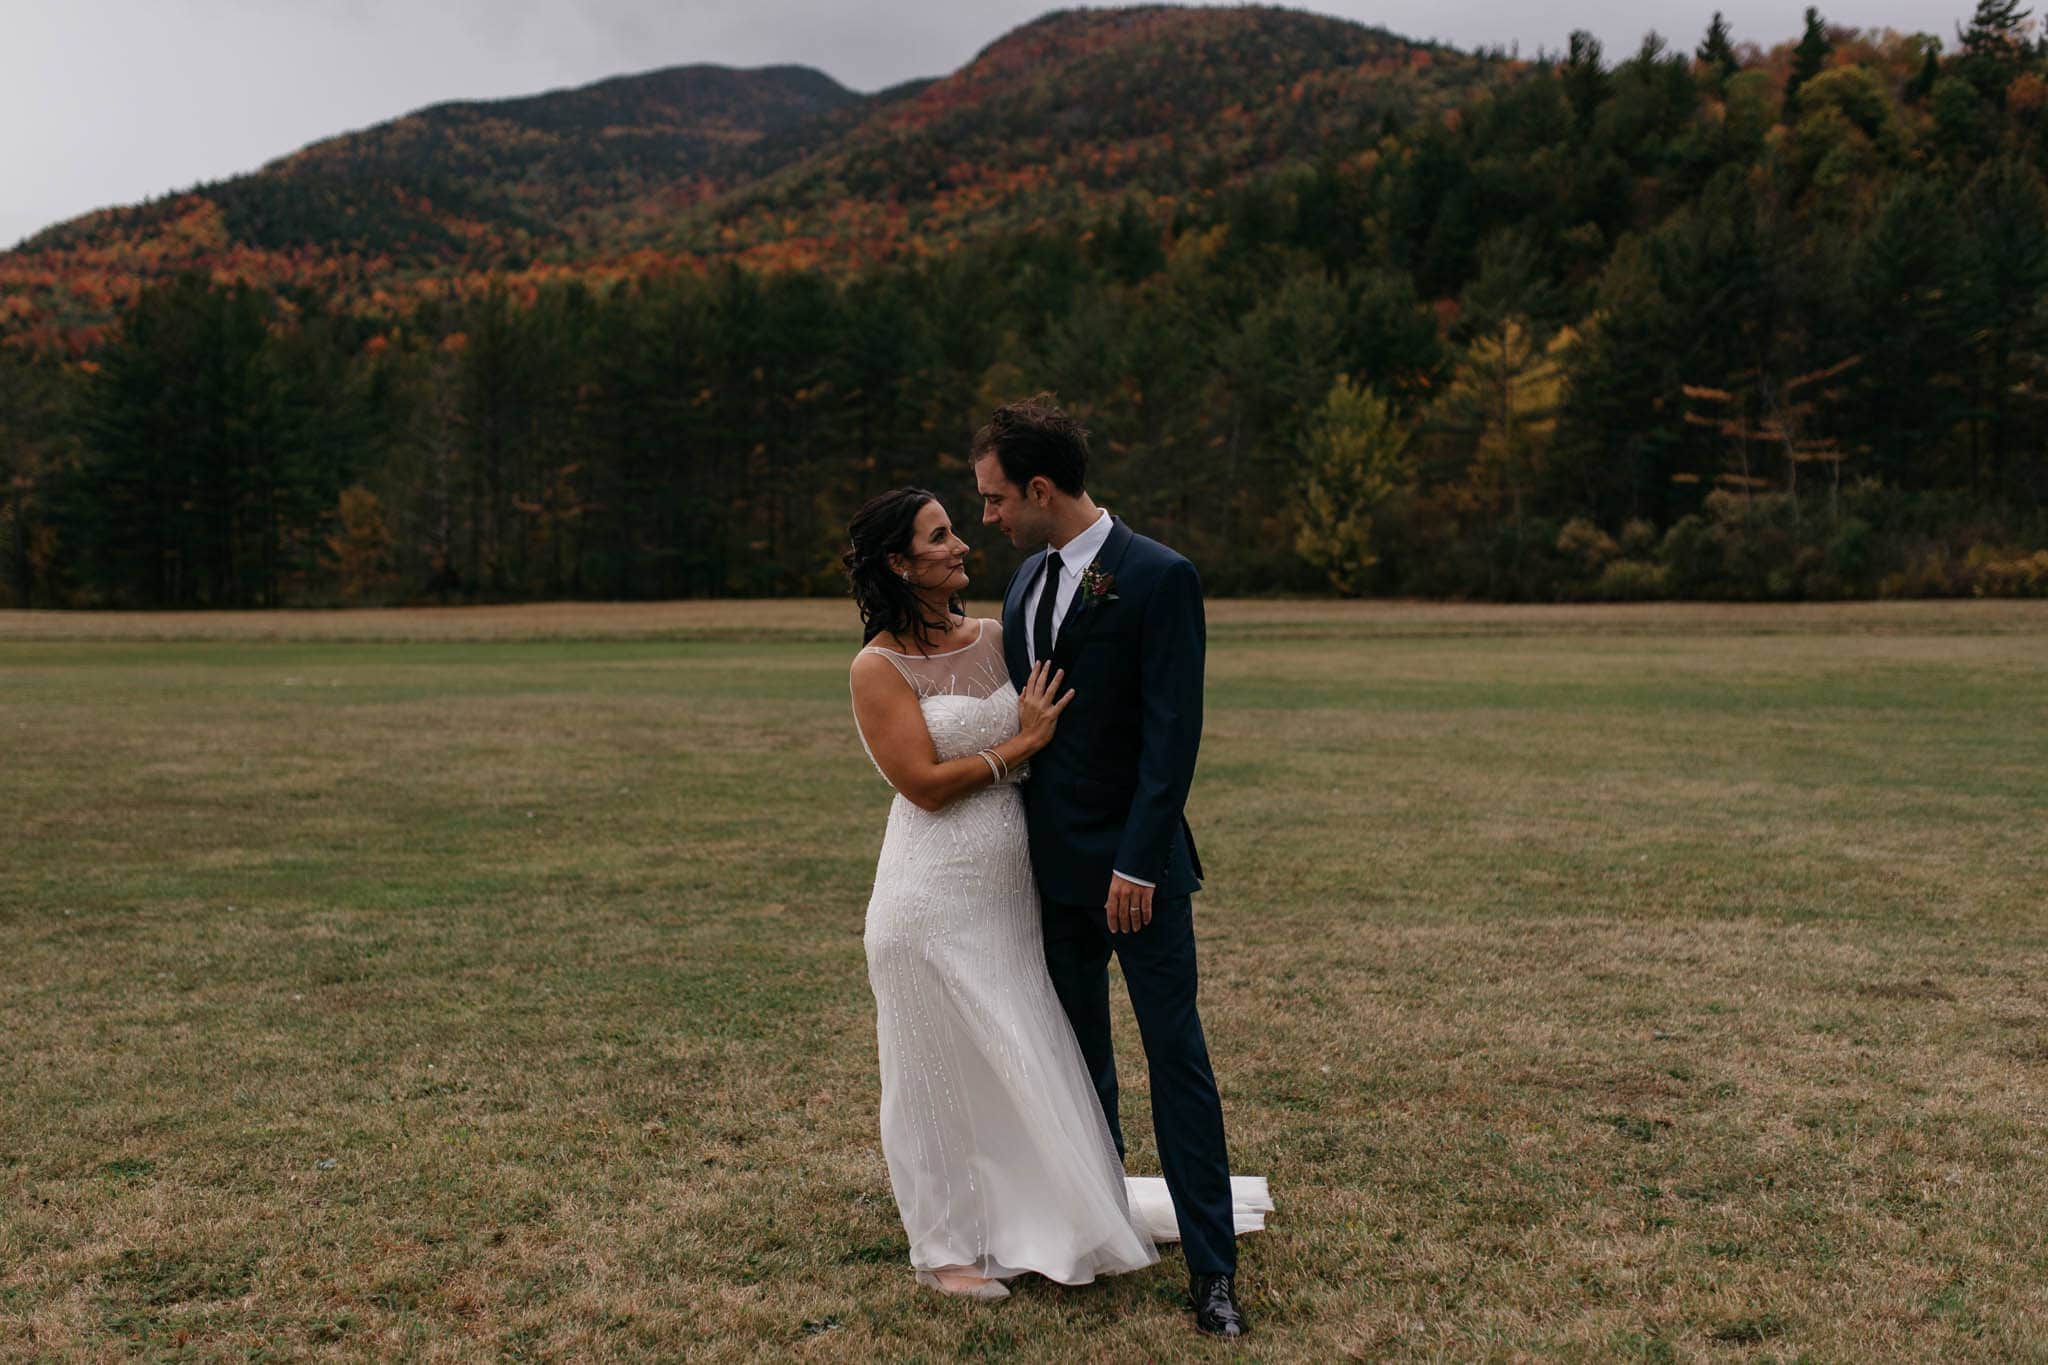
(1002, 550, 1042, 688)
(1049, 518, 1135, 674)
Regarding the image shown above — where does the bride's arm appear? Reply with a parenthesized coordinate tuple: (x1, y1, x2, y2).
(851, 654, 1065, 813)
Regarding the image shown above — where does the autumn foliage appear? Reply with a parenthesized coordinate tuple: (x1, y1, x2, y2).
(1, 4, 2044, 608)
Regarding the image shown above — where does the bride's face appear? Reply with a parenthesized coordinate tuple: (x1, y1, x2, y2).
(895, 500, 970, 595)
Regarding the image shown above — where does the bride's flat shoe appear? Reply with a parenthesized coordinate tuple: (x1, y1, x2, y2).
(916, 1268, 1011, 1300)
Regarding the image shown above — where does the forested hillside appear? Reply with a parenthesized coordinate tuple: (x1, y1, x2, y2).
(3, 3, 2044, 608)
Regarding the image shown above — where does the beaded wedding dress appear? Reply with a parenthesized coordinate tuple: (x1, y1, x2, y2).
(854, 618, 1268, 1295)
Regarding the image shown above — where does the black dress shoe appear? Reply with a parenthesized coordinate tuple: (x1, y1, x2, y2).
(1189, 1272, 1249, 1338)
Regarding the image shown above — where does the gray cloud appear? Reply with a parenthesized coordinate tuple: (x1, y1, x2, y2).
(4, 1, 1973, 250)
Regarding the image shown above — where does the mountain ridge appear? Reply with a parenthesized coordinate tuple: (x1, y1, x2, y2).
(21, 62, 864, 262)
(679, 5, 1490, 270)
(0, 5, 1500, 346)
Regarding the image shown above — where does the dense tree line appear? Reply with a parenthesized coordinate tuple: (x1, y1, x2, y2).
(4, 4, 2047, 608)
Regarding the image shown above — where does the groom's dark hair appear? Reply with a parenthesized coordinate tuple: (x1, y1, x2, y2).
(971, 393, 1089, 497)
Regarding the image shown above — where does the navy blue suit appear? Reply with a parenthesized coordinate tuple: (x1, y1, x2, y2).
(1003, 516, 1236, 1276)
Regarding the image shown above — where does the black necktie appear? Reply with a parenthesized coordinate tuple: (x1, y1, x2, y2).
(1033, 551, 1063, 664)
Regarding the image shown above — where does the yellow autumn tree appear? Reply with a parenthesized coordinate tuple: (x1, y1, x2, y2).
(1433, 321, 1576, 533)
(1294, 376, 1413, 595)
(325, 486, 396, 603)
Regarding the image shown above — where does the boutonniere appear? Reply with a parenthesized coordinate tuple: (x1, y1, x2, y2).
(1079, 562, 1119, 608)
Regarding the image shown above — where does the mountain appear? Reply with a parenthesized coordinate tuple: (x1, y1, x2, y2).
(682, 6, 1496, 270)
(241, 63, 862, 257)
(0, 6, 1499, 347)
(14, 63, 863, 272)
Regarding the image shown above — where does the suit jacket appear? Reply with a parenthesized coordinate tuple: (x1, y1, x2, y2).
(1003, 516, 1206, 905)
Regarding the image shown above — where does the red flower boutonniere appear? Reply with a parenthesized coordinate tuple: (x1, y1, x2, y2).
(1079, 563, 1119, 608)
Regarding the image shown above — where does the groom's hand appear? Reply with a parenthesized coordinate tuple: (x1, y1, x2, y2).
(1106, 875, 1153, 934)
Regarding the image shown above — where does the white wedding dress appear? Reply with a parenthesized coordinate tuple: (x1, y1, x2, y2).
(854, 619, 1269, 1295)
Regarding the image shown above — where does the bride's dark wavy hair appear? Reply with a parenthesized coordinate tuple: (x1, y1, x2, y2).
(843, 487, 963, 649)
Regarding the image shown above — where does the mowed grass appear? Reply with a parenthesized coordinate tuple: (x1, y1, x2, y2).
(2, 600, 2045, 1361)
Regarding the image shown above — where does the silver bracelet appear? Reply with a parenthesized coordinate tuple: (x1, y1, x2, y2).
(978, 751, 1003, 784)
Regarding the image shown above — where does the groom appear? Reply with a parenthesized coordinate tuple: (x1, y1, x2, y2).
(974, 394, 1247, 1339)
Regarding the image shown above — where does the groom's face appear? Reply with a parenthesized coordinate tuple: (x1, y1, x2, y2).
(974, 454, 1051, 550)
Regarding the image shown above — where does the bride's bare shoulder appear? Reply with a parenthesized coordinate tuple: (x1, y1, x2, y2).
(851, 642, 898, 680)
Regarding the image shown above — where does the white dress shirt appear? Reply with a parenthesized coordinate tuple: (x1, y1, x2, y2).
(1020, 509, 1155, 890)
(1022, 508, 1114, 667)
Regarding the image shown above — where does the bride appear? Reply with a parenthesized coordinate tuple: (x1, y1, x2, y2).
(843, 487, 1263, 1309)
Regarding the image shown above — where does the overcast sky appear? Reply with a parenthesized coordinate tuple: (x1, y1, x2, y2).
(6, 0, 1975, 250)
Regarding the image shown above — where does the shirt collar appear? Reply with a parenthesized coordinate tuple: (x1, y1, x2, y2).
(1051, 509, 1112, 578)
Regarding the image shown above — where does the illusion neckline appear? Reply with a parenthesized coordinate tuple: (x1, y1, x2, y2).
(865, 618, 988, 659)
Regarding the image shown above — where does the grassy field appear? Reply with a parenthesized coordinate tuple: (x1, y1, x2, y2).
(3, 599, 2046, 1361)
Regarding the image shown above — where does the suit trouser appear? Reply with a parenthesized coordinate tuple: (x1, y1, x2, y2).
(1040, 893, 1237, 1276)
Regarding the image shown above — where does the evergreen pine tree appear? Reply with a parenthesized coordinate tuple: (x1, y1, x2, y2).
(1845, 177, 1970, 488)
(70, 276, 295, 607)
(1553, 238, 1686, 527)
(1563, 30, 1610, 128)
(1957, 0, 2036, 103)
(1698, 11, 1741, 87)
(1784, 7, 1833, 118)
(1904, 37, 1943, 102)
(1952, 156, 2048, 494)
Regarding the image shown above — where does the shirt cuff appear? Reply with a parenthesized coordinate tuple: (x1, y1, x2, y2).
(1112, 870, 1156, 888)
